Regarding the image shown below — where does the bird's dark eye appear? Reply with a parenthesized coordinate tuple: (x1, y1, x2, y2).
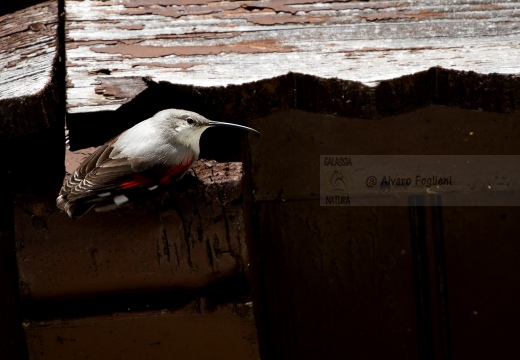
(186, 117, 195, 124)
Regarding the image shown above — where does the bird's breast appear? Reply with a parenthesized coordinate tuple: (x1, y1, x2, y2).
(158, 154, 195, 185)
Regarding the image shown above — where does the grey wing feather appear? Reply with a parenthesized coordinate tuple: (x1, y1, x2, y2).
(58, 137, 148, 205)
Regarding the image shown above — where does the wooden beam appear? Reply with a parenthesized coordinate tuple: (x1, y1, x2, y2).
(0, 2, 64, 358)
(65, 0, 520, 114)
(0, 1, 64, 139)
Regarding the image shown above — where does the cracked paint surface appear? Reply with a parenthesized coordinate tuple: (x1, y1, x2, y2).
(65, 0, 520, 113)
(90, 39, 294, 57)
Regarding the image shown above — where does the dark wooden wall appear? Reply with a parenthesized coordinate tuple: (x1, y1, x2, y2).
(246, 107, 520, 359)
(2, 1, 520, 359)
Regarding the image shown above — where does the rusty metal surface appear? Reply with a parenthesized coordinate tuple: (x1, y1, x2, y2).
(66, 0, 520, 114)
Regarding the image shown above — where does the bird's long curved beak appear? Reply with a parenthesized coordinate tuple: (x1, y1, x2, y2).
(208, 121, 260, 134)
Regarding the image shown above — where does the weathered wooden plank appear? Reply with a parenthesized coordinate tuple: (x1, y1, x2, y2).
(0, 1, 64, 139)
(16, 158, 248, 300)
(1, 2, 63, 358)
(24, 303, 258, 360)
(66, 0, 520, 114)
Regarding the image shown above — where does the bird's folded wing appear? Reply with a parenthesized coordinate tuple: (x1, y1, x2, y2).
(61, 137, 151, 201)
(61, 137, 195, 204)
(65, 158, 153, 202)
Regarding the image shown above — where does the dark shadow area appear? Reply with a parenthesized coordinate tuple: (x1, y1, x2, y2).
(67, 78, 283, 161)
(0, 0, 48, 16)
(244, 106, 520, 359)
(67, 68, 520, 157)
(0, 1, 66, 357)
(6, 128, 65, 195)
(22, 276, 250, 321)
(0, 169, 29, 360)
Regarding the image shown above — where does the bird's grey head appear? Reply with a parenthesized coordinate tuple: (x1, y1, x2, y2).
(154, 108, 259, 148)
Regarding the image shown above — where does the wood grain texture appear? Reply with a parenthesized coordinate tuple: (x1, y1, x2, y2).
(0, 1, 58, 99)
(16, 158, 248, 300)
(65, 0, 520, 114)
(0, 0, 64, 139)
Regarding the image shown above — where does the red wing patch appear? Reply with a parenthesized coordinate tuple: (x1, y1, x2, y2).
(119, 174, 152, 189)
(117, 156, 194, 189)
(159, 156, 194, 184)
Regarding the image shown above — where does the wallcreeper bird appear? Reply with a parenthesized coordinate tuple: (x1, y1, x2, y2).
(57, 109, 259, 219)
